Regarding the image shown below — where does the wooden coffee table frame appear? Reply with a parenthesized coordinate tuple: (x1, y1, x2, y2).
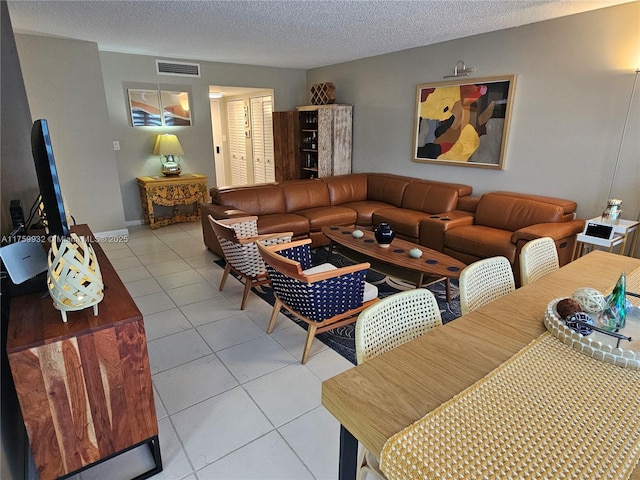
(321, 226, 466, 302)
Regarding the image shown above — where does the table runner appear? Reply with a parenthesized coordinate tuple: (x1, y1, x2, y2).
(380, 332, 640, 479)
(622, 269, 640, 307)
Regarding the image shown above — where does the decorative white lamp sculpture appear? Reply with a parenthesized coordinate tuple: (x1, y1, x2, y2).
(153, 133, 184, 176)
(47, 233, 104, 322)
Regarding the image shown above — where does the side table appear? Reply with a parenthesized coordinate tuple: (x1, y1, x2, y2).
(137, 174, 209, 229)
(573, 216, 640, 259)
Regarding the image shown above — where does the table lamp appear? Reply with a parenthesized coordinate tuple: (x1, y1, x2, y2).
(153, 133, 184, 176)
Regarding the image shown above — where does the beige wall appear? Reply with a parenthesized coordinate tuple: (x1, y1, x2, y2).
(307, 2, 640, 241)
(98, 52, 306, 224)
(12, 37, 307, 228)
(0, 3, 39, 239)
(1, 6, 32, 479)
(14, 35, 127, 235)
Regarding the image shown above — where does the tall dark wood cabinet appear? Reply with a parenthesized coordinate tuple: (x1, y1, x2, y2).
(273, 111, 300, 181)
(273, 104, 352, 181)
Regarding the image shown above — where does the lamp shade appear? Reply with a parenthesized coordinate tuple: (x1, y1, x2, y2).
(153, 134, 184, 156)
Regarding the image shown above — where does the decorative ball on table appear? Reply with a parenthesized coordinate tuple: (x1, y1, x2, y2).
(352, 229, 364, 239)
(565, 312, 595, 335)
(572, 287, 606, 314)
(409, 248, 423, 258)
(556, 297, 583, 319)
(47, 233, 104, 323)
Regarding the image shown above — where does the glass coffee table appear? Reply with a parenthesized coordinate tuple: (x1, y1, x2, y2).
(321, 225, 466, 302)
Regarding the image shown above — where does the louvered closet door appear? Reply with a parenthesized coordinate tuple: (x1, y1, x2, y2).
(227, 99, 247, 185)
(251, 96, 275, 184)
(263, 97, 275, 183)
(250, 97, 266, 184)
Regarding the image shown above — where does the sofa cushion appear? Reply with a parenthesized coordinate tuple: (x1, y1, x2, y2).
(296, 206, 357, 230)
(214, 185, 286, 215)
(474, 193, 564, 232)
(366, 174, 411, 207)
(281, 180, 331, 213)
(324, 173, 368, 205)
(445, 225, 517, 263)
(401, 181, 459, 214)
(489, 191, 577, 215)
(339, 200, 397, 225)
(257, 213, 309, 237)
(372, 208, 434, 240)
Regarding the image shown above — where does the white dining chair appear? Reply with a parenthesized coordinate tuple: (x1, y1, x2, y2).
(519, 237, 559, 286)
(354, 288, 443, 479)
(459, 256, 515, 314)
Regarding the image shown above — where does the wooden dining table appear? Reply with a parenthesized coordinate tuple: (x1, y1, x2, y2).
(321, 250, 640, 479)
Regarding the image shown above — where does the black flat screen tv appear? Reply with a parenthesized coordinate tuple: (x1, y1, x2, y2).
(31, 119, 70, 237)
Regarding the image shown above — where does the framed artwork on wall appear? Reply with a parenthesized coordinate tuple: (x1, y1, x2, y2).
(412, 75, 516, 169)
(127, 88, 192, 127)
(128, 89, 162, 127)
(160, 90, 191, 126)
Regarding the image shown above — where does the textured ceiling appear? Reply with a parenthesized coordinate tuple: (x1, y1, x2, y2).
(7, 0, 633, 70)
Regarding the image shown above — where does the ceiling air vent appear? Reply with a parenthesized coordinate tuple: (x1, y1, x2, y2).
(156, 60, 201, 78)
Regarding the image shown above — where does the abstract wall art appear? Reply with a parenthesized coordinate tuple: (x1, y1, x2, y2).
(413, 75, 516, 169)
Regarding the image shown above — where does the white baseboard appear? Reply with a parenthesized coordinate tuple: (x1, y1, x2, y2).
(125, 220, 144, 227)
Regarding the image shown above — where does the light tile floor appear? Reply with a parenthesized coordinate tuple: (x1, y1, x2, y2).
(73, 222, 356, 480)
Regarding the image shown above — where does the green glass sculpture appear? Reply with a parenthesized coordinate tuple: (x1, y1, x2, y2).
(599, 272, 626, 330)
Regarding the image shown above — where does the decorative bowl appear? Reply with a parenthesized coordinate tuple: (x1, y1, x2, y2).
(544, 298, 639, 369)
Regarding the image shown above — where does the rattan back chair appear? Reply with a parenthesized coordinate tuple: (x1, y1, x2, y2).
(459, 256, 515, 315)
(519, 237, 559, 286)
(257, 238, 379, 364)
(354, 288, 443, 480)
(208, 215, 292, 309)
(355, 289, 443, 364)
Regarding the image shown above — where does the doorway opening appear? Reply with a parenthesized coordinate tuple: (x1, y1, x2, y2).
(209, 86, 275, 187)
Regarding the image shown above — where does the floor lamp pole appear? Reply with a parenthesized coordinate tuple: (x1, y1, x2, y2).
(608, 68, 640, 201)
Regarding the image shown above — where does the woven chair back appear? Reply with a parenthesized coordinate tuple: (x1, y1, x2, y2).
(355, 289, 442, 365)
(520, 237, 559, 286)
(459, 256, 515, 315)
(209, 216, 266, 278)
(258, 240, 367, 322)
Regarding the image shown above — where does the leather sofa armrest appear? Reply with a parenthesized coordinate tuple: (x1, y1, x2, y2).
(419, 210, 475, 252)
(200, 203, 249, 220)
(512, 219, 585, 271)
(200, 203, 250, 256)
(511, 219, 585, 244)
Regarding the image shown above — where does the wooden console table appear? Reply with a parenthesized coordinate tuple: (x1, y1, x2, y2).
(6, 225, 161, 480)
(137, 173, 209, 229)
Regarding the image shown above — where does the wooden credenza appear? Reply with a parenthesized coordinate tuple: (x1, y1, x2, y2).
(137, 173, 208, 229)
(6, 225, 161, 480)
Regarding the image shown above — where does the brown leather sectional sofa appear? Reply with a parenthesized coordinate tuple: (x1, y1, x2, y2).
(200, 173, 585, 281)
